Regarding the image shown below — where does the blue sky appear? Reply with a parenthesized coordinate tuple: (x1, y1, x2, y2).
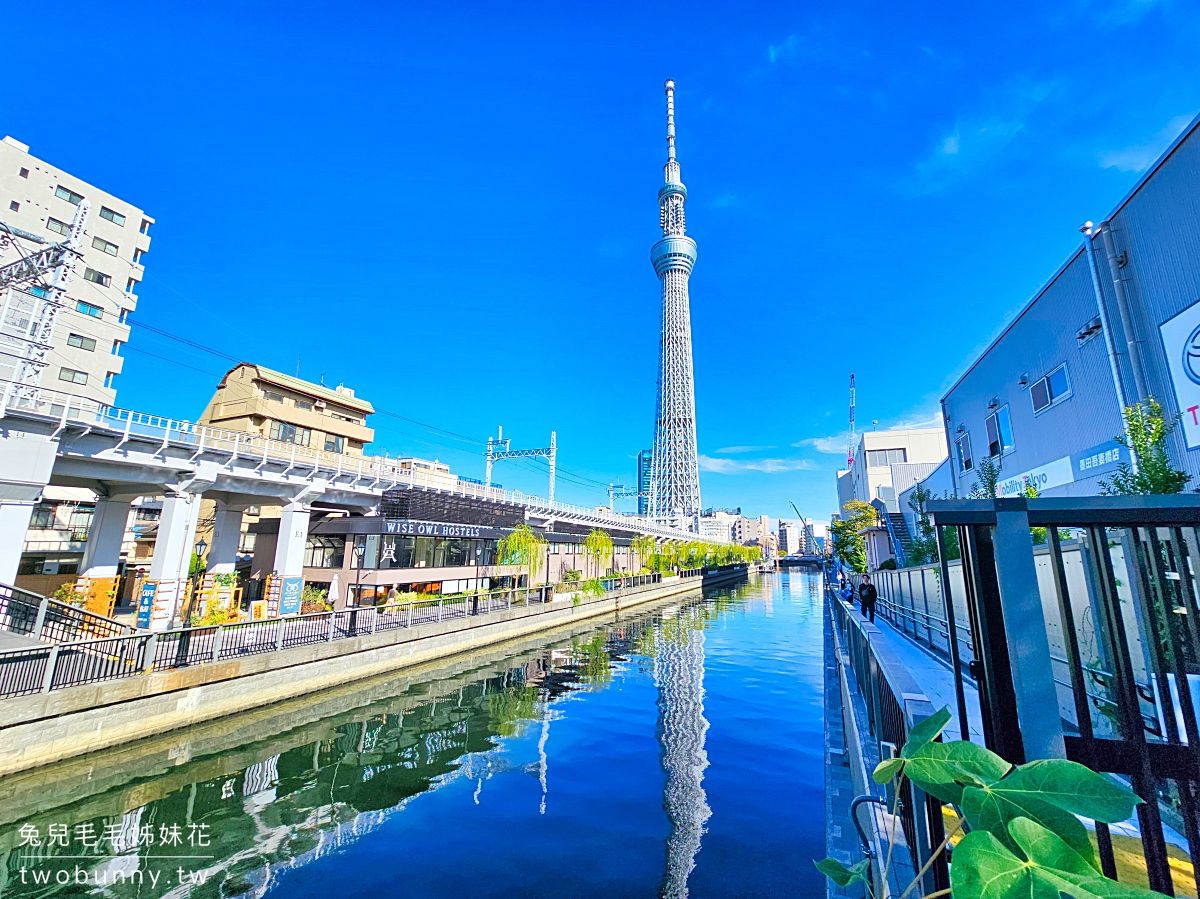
(5, 0, 1200, 524)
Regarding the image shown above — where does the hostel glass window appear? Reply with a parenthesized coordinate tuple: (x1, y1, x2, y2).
(956, 433, 973, 472)
(865, 448, 907, 467)
(305, 535, 345, 568)
(1031, 364, 1071, 413)
(413, 536, 435, 568)
(985, 405, 1014, 457)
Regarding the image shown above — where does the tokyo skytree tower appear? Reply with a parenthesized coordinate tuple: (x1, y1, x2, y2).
(648, 79, 702, 530)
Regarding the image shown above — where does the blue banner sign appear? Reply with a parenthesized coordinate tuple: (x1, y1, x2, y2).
(136, 582, 157, 629)
(1070, 440, 1127, 479)
(280, 577, 304, 616)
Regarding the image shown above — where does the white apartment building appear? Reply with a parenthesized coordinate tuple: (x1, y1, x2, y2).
(836, 427, 947, 511)
(778, 520, 803, 555)
(0, 136, 153, 405)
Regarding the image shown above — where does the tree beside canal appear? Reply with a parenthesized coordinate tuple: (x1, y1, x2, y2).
(585, 528, 613, 578)
(497, 523, 547, 587)
(831, 500, 873, 573)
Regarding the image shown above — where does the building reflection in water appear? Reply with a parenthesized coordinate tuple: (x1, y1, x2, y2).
(0, 590, 751, 899)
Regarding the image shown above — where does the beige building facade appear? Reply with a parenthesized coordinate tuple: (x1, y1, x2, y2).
(836, 427, 948, 511)
(198, 363, 374, 454)
(0, 135, 153, 405)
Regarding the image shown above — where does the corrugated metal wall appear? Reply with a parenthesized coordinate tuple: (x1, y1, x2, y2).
(943, 117, 1200, 494)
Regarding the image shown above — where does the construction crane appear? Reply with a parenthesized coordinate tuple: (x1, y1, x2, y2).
(485, 426, 557, 503)
(846, 372, 857, 469)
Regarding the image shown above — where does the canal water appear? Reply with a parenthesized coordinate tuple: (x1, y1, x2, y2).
(0, 571, 826, 898)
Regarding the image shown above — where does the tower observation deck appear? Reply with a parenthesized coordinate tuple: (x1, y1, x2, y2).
(648, 79, 702, 531)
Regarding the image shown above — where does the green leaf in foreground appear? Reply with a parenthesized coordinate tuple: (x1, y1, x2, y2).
(814, 857, 870, 888)
(901, 706, 953, 757)
(950, 817, 1168, 899)
(903, 740, 1012, 804)
(960, 759, 1143, 867)
(873, 757, 904, 784)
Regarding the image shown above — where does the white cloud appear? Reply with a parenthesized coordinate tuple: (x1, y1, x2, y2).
(1100, 114, 1196, 173)
(698, 455, 815, 474)
(795, 433, 851, 454)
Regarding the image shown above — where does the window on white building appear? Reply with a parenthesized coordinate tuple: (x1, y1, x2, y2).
(865, 448, 907, 467)
(58, 367, 87, 385)
(83, 267, 111, 287)
(956, 433, 973, 472)
(47, 218, 70, 236)
(1031, 365, 1070, 413)
(985, 405, 1014, 457)
(99, 206, 126, 226)
(91, 236, 118, 256)
(55, 185, 83, 205)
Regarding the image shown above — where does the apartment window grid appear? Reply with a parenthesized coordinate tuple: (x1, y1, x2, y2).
(46, 218, 70, 236)
(262, 389, 284, 403)
(98, 206, 126, 226)
(29, 505, 56, 529)
(83, 267, 111, 287)
(8, 201, 17, 212)
(76, 301, 102, 318)
(325, 435, 345, 453)
(1030, 365, 1071, 414)
(985, 405, 1014, 457)
(865, 447, 907, 467)
(54, 185, 83, 205)
(956, 433, 973, 472)
(270, 420, 311, 446)
(18, 167, 29, 179)
(294, 399, 313, 411)
(67, 333, 96, 352)
(58, 367, 87, 385)
(91, 236, 118, 256)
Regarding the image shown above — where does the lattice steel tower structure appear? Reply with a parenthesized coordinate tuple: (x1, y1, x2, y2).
(648, 79, 701, 530)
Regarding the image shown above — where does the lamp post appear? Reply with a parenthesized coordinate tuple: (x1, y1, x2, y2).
(181, 537, 208, 626)
(352, 541, 365, 608)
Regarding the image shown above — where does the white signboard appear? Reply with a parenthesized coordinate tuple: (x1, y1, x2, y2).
(996, 455, 1076, 498)
(1160, 299, 1200, 449)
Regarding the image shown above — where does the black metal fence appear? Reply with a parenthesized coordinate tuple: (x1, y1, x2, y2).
(0, 582, 135, 644)
(928, 495, 1200, 895)
(0, 567, 734, 701)
(827, 576, 949, 895)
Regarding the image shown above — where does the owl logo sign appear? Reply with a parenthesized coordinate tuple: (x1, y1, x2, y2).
(1160, 301, 1200, 449)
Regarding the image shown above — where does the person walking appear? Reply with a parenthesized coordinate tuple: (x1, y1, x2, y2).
(839, 578, 854, 607)
(858, 574, 877, 623)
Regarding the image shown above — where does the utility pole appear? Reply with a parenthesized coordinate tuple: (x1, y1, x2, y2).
(485, 427, 558, 503)
(607, 484, 643, 509)
(846, 373, 856, 469)
(0, 201, 90, 400)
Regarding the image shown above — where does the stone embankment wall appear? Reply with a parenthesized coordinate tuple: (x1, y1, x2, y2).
(0, 568, 747, 776)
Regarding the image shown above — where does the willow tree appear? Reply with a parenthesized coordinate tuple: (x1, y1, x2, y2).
(631, 534, 657, 572)
(497, 523, 546, 588)
(584, 528, 614, 579)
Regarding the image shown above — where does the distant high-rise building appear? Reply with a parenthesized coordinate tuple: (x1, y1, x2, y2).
(638, 449, 652, 516)
(778, 520, 804, 556)
(647, 80, 702, 529)
(0, 135, 153, 405)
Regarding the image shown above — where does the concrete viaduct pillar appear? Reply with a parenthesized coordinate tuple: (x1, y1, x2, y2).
(80, 497, 135, 578)
(146, 492, 202, 630)
(273, 500, 311, 579)
(0, 421, 59, 586)
(207, 501, 245, 576)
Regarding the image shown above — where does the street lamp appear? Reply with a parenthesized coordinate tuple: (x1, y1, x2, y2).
(195, 537, 208, 566)
(352, 541, 365, 607)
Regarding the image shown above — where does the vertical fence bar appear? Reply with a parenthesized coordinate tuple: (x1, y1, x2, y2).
(935, 525, 971, 742)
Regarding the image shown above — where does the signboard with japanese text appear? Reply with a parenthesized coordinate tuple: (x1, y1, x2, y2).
(1160, 299, 1200, 449)
(1070, 440, 1128, 480)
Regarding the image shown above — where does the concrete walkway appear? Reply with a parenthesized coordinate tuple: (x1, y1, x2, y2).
(842, 597, 985, 744)
(0, 630, 44, 652)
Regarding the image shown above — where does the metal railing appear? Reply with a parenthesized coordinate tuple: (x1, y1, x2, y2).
(0, 571, 714, 700)
(0, 379, 700, 542)
(0, 582, 134, 644)
(827, 576, 949, 895)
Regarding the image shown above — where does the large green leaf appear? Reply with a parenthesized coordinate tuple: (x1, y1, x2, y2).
(814, 857, 870, 887)
(961, 778, 1096, 864)
(951, 818, 1168, 899)
(960, 760, 1143, 867)
(873, 757, 904, 784)
(901, 706, 953, 757)
(999, 759, 1142, 823)
(903, 740, 1012, 804)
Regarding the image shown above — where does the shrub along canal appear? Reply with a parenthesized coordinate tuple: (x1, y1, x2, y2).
(0, 571, 826, 898)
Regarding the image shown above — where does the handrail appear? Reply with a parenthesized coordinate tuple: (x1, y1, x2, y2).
(0, 582, 134, 644)
(0, 568, 744, 700)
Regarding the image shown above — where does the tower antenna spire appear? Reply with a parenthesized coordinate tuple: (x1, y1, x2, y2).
(665, 79, 676, 163)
